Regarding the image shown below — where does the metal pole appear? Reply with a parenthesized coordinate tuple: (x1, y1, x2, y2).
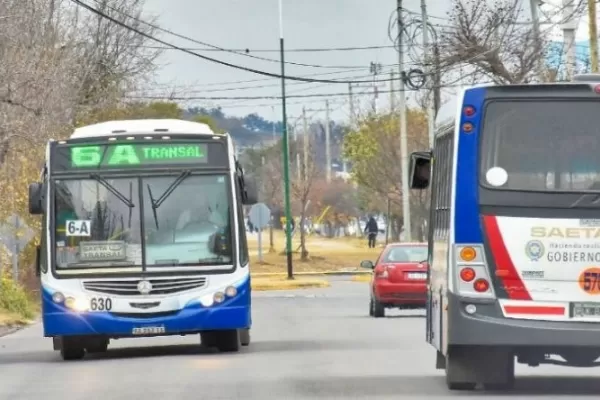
(589, 0, 599, 72)
(278, 0, 294, 278)
(529, 0, 545, 80)
(397, 0, 412, 241)
(325, 100, 331, 183)
(420, 0, 435, 148)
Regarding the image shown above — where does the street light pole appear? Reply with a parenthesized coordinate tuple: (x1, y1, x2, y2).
(278, 0, 294, 279)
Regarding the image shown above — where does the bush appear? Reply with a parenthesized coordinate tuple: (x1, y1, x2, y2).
(0, 272, 36, 320)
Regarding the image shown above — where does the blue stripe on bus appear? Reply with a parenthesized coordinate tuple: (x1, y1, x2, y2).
(454, 87, 486, 244)
(41, 277, 251, 337)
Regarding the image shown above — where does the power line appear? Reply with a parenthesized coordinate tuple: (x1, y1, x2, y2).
(125, 83, 468, 101)
(89, 0, 372, 70)
(71, 0, 400, 85)
(135, 67, 398, 94)
(139, 45, 397, 53)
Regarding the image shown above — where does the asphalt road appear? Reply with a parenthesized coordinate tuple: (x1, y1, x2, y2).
(2, 278, 600, 399)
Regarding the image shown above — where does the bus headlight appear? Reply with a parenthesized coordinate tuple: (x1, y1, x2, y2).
(225, 286, 237, 297)
(213, 292, 225, 304)
(65, 297, 89, 312)
(199, 294, 214, 307)
(52, 292, 65, 303)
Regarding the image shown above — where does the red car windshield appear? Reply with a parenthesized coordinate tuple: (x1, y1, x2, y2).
(382, 246, 427, 263)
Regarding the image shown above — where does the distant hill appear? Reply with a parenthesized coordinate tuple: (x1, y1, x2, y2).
(185, 106, 350, 170)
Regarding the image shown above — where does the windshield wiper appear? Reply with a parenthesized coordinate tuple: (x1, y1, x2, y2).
(90, 174, 135, 208)
(146, 184, 160, 229)
(146, 170, 192, 230)
(149, 170, 192, 209)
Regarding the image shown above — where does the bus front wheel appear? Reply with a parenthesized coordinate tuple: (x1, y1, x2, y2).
(216, 329, 240, 353)
(59, 337, 85, 361)
(239, 328, 250, 346)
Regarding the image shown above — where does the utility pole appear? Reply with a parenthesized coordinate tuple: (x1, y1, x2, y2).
(278, 0, 293, 278)
(397, 0, 412, 241)
(589, 0, 599, 72)
(325, 100, 331, 183)
(529, 0, 545, 80)
(420, 0, 435, 148)
(562, 0, 577, 79)
(302, 107, 309, 183)
(370, 62, 382, 113)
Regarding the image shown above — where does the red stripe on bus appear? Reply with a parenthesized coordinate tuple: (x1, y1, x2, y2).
(504, 305, 565, 315)
(482, 215, 532, 301)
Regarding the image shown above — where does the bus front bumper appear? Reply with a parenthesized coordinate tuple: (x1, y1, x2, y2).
(41, 285, 251, 338)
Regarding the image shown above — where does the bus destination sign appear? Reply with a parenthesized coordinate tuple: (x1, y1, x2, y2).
(50, 141, 231, 171)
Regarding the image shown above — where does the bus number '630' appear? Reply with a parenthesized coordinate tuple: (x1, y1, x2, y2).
(90, 297, 113, 311)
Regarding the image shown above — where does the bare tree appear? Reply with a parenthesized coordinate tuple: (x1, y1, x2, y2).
(0, 0, 162, 166)
(438, 0, 546, 84)
(292, 136, 319, 261)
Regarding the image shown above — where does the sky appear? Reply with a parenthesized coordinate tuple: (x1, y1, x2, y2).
(140, 0, 594, 126)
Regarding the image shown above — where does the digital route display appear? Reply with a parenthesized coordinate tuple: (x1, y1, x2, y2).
(51, 141, 228, 171)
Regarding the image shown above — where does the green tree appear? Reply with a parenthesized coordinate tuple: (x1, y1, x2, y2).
(76, 101, 183, 127)
(192, 115, 225, 134)
(342, 109, 429, 240)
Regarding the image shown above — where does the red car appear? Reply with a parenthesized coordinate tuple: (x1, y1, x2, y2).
(361, 242, 429, 318)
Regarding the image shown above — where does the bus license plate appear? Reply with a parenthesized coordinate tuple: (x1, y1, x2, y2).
(407, 272, 427, 280)
(132, 326, 166, 335)
(572, 303, 600, 318)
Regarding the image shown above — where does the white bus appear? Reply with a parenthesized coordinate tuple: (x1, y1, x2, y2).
(409, 78, 600, 390)
(28, 119, 257, 360)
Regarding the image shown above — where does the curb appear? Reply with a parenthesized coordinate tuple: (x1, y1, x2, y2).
(0, 325, 25, 338)
(252, 271, 371, 277)
(251, 279, 330, 292)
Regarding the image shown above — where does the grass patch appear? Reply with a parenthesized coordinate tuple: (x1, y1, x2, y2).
(248, 231, 382, 274)
(251, 276, 330, 291)
(0, 273, 37, 326)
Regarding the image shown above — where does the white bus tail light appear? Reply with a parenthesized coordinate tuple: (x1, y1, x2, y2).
(473, 279, 490, 293)
(459, 267, 476, 282)
(454, 244, 495, 299)
(457, 245, 482, 263)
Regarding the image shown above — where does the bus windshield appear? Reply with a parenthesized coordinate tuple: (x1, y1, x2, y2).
(480, 100, 600, 192)
(53, 174, 232, 270)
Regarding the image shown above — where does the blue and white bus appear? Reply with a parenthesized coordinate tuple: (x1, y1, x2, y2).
(28, 119, 257, 360)
(409, 78, 600, 390)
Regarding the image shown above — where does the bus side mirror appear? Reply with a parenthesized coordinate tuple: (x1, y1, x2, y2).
(208, 231, 231, 257)
(35, 245, 41, 277)
(28, 182, 43, 215)
(409, 151, 432, 189)
(242, 177, 258, 205)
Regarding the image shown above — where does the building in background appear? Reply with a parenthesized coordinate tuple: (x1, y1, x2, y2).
(545, 40, 591, 79)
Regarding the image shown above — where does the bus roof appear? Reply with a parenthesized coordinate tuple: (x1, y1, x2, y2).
(71, 119, 218, 139)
